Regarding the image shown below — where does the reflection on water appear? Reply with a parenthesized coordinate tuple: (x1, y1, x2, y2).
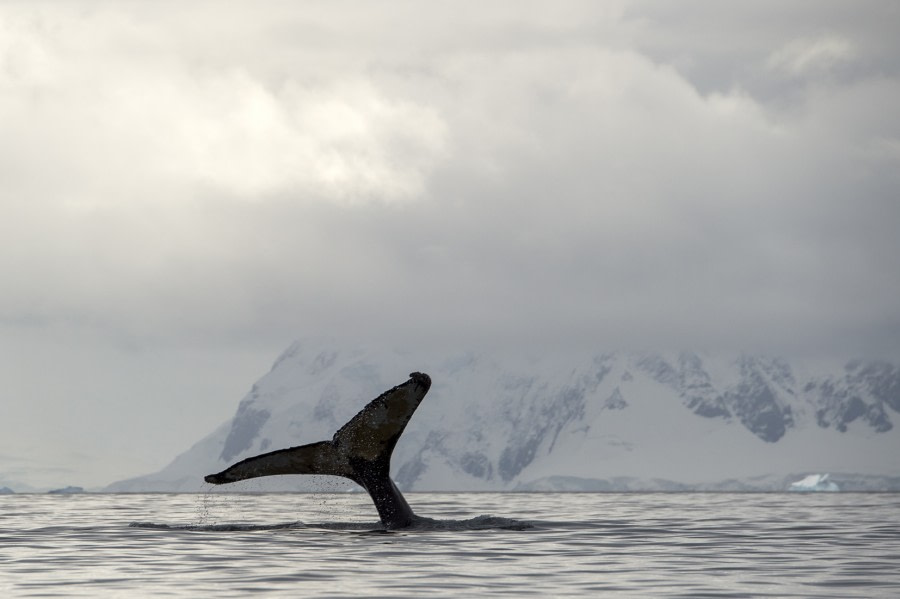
(2, 492, 900, 597)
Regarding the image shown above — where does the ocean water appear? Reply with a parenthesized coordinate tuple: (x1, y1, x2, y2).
(2, 492, 899, 597)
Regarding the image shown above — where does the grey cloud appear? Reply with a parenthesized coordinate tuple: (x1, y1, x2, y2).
(625, 0, 900, 106)
(1, 2, 898, 358)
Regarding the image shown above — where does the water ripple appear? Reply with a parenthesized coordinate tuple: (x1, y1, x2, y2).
(1, 493, 899, 597)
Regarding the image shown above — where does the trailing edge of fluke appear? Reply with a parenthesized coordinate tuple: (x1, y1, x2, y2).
(204, 372, 432, 529)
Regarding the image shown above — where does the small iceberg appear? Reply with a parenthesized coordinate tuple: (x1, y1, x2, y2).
(788, 474, 840, 492)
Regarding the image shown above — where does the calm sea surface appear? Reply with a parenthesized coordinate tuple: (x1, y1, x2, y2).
(2, 492, 899, 597)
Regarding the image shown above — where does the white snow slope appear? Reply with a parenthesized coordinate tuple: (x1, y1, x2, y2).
(107, 340, 900, 492)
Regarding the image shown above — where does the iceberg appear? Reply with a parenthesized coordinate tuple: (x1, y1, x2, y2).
(788, 473, 840, 492)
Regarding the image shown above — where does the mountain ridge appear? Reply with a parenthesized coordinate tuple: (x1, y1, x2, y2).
(106, 341, 900, 492)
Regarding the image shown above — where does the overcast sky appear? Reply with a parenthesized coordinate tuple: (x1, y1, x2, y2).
(2, 1, 899, 489)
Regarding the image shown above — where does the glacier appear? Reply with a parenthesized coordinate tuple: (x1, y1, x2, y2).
(107, 341, 900, 492)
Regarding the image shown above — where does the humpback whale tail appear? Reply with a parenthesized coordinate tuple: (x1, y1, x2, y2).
(204, 372, 431, 529)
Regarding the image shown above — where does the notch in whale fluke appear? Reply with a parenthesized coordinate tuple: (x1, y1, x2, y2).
(204, 372, 431, 529)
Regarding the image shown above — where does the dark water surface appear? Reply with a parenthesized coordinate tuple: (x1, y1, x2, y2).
(2, 492, 899, 597)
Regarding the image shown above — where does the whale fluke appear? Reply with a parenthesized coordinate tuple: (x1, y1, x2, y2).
(204, 372, 432, 529)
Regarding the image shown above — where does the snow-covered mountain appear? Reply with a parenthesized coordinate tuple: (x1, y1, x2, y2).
(107, 341, 900, 492)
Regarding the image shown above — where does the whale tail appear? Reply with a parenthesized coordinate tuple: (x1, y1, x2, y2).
(204, 372, 432, 529)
